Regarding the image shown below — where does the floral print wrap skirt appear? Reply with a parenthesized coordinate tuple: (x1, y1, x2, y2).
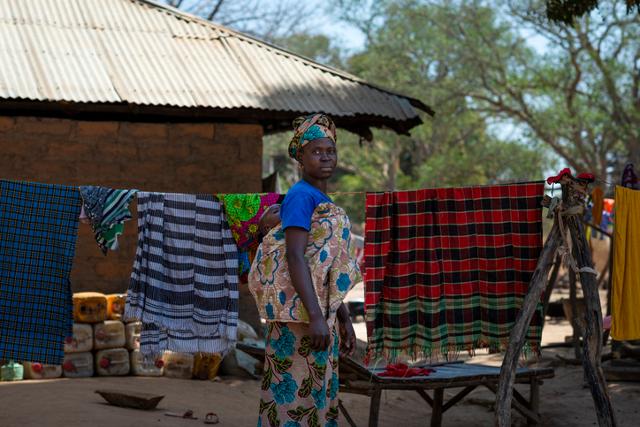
(258, 322, 340, 427)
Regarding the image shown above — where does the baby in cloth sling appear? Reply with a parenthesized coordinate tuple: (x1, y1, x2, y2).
(248, 203, 360, 328)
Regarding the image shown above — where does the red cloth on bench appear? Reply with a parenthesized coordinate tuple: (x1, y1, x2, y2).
(378, 363, 434, 377)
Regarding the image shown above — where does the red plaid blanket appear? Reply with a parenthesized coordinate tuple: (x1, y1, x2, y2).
(364, 182, 544, 362)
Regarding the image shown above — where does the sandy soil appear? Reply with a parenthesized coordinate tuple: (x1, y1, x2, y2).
(2, 316, 640, 427)
(3, 238, 632, 427)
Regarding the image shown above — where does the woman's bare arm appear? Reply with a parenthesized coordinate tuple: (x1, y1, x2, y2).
(285, 227, 330, 351)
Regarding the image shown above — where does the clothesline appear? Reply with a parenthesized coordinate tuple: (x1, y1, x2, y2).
(87, 177, 612, 199)
(327, 176, 629, 198)
(329, 179, 547, 197)
(595, 177, 617, 187)
(328, 191, 367, 196)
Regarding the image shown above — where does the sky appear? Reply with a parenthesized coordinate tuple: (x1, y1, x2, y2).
(171, 0, 549, 56)
(273, 0, 549, 56)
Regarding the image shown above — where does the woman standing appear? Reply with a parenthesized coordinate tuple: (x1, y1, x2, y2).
(249, 114, 360, 427)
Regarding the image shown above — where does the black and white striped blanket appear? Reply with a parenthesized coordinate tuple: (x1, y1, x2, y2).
(125, 192, 239, 356)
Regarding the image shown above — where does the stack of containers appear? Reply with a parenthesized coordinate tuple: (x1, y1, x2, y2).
(126, 321, 164, 377)
(63, 292, 102, 377)
(193, 353, 222, 381)
(64, 292, 130, 377)
(96, 293, 130, 376)
(11, 291, 223, 382)
(23, 362, 62, 380)
(123, 307, 195, 379)
(15, 291, 221, 381)
(125, 320, 198, 379)
(162, 351, 195, 379)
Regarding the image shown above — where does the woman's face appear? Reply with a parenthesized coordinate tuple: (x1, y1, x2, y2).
(299, 137, 337, 180)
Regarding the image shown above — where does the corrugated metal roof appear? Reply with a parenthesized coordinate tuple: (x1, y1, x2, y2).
(0, 0, 432, 131)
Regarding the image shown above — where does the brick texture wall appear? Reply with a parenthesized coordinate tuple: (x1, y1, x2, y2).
(0, 116, 264, 330)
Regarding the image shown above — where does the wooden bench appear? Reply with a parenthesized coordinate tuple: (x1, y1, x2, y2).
(339, 357, 554, 427)
(236, 343, 554, 427)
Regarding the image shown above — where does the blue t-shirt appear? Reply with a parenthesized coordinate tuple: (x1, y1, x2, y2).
(281, 180, 332, 231)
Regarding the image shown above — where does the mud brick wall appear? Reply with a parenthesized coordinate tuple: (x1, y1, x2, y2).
(0, 115, 264, 330)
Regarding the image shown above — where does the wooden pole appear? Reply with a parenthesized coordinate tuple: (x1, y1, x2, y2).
(496, 173, 617, 427)
(567, 218, 617, 426)
(606, 235, 614, 317)
(495, 220, 562, 426)
(569, 267, 582, 360)
(430, 389, 444, 427)
(368, 386, 382, 427)
(597, 255, 611, 290)
(541, 254, 561, 330)
(602, 237, 614, 347)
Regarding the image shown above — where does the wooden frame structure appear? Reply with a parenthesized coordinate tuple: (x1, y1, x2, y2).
(496, 171, 617, 427)
(236, 343, 554, 427)
(338, 357, 553, 427)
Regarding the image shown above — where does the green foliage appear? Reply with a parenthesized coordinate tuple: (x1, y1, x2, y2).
(545, 0, 640, 24)
(341, 0, 640, 180)
(266, 0, 640, 229)
(330, 1, 547, 225)
(265, 1, 550, 230)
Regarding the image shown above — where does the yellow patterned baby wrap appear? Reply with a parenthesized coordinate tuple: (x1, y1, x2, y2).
(248, 203, 360, 328)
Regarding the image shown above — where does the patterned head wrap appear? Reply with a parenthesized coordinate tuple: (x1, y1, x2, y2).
(288, 113, 337, 160)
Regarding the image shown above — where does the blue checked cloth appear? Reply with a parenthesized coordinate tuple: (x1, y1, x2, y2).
(0, 180, 81, 364)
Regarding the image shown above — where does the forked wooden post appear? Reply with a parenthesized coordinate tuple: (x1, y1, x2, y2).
(495, 173, 616, 427)
(566, 196, 616, 426)
(494, 208, 562, 426)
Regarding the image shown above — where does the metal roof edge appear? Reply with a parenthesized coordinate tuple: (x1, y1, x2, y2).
(136, 0, 434, 116)
(0, 99, 423, 135)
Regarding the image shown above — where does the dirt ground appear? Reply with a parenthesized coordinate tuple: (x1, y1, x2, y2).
(2, 316, 640, 427)
(3, 238, 633, 427)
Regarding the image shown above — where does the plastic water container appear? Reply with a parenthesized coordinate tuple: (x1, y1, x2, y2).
(130, 350, 164, 377)
(73, 292, 107, 323)
(162, 352, 194, 379)
(64, 323, 93, 353)
(125, 322, 141, 350)
(106, 294, 126, 321)
(23, 362, 62, 380)
(95, 348, 130, 376)
(94, 320, 126, 350)
(1, 361, 24, 381)
(62, 352, 94, 378)
(193, 353, 222, 380)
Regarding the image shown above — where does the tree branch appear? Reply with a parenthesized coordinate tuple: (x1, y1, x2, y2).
(207, 0, 225, 21)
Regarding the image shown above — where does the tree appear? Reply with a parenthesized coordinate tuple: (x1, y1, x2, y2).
(279, 0, 541, 229)
(545, 0, 640, 24)
(503, 0, 640, 177)
(334, 0, 547, 187)
(260, 32, 345, 191)
(336, 0, 639, 180)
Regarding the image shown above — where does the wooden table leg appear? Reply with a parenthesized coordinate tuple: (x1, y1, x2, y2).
(430, 388, 444, 427)
(339, 399, 358, 427)
(528, 380, 540, 426)
(416, 389, 434, 407)
(368, 386, 382, 427)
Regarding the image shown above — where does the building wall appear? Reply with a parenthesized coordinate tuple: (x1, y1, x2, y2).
(0, 115, 264, 329)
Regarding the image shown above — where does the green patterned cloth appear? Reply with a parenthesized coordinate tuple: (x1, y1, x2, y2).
(219, 193, 281, 276)
(80, 186, 137, 254)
